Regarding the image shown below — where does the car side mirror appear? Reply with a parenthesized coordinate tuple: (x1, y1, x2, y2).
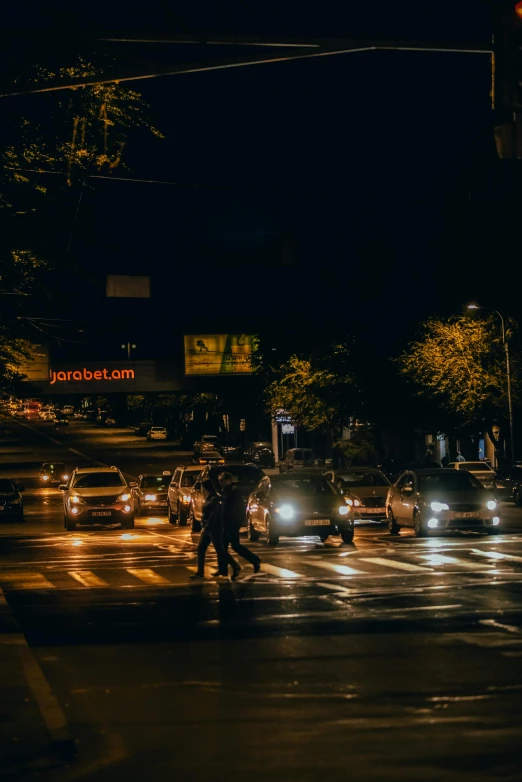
(58, 484, 67, 491)
(129, 482, 138, 488)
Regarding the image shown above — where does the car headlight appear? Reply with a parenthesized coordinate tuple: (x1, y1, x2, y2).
(487, 500, 497, 510)
(144, 494, 157, 501)
(118, 493, 131, 502)
(345, 498, 361, 507)
(70, 495, 81, 504)
(42, 475, 49, 481)
(338, 505, 349, 516)
(62, 474, 69, 480)
(430, 501, 449, 512)
(182, 495, 191, 503)
(275, 504, 295, 520)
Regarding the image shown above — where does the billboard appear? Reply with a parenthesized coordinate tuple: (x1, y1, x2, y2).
(184, 335, 255, 375)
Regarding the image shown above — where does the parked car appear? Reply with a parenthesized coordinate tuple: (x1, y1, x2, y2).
(446, 460, 497, 489)
(493, 465, 522, 503)
(60, 466, 135, 531)
(147, 426, 167, 441)
(189, 463, 265, 532)
(39, 462, 69, 485)
(193, 435, 220, 457)
(192, 450, 225, 466)
(243, 442, 275, 468)
(0, 478, 24, 522)
(247, 472, 353, 545)
(279, 448, 317, 473)
(323, 467, 391, 523)
(220, 440, 245, 459)
(386, 468, 500, 537)
(134, 421, 151, 436)
(167, 465, 203, 525)
(131, 472, 171, 515)
(54, 413, 69, 426)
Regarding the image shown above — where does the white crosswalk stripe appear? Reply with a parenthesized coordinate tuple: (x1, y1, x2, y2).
(359, 557, 432, 572)
(126, 568, 172, 585)
(419, 554, 494, 569)
(471, 549, 522, 564)
(0, 571, 55, 589)
(259, 563, 304, 579)
(68, 570, 110, 588)
(303, 558, 364, 576)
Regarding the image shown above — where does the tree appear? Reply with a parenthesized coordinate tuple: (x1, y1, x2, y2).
(265, 342, 361, 436)
(396, 314, 519, 458)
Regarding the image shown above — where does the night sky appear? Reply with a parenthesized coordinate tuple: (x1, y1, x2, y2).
(4, 1, 517, 362)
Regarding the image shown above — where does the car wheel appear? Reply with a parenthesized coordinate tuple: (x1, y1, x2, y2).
(178, 505, 188, 527)
(247, 515, 261, 542)
(167, 503, 177, 525)
(265, 516, 279, 545)
(387, 507, 400, 535)
(413, 509, 428, 538)
(189, 506, 201, 533)
(515, 489, 522, 507)
(340, 528, 354, 544)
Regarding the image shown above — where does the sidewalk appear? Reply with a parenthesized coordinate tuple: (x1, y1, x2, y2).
(0, 589, 73, 778)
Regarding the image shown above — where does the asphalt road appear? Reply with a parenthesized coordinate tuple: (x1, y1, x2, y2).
(2, 418, 522, 781)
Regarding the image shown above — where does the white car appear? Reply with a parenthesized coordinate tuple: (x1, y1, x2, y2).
(446, 461, 497, 489)
(60, 466, 135, 531)
(147, 426, 168, 441)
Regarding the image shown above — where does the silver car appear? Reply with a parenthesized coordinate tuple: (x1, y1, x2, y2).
(386, 468, 501, 537)
(446, 461, 497, 489)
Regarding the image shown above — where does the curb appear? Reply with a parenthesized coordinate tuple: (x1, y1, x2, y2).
(0, 587, 76, 758)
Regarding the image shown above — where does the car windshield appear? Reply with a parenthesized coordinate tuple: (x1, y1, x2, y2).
(209, 466, 263, 485)
(458, 462, 494, 472)
(72, 473, 125, 488)
(151, 427, 165, 432)
(0, 479, 16, 492)
(272, 475, 338, 495)
(336, 471, 389, 487)
(41, 463, 65, 472)
(418, 472, 483, 492)
(141, 476, 171, 489)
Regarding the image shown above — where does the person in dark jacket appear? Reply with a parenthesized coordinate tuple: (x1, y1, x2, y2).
(189, 479, 228, 579)
(215, 471, 261, 580)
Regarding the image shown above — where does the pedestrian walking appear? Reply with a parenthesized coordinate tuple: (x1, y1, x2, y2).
(189, 479, 228, 580)
(215, 471, 261, 580)
(441, 455, 449, 468)
(456, 452, 466, 462)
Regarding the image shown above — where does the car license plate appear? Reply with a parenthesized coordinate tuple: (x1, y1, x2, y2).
(455, 511, 479, 518)
(305, 519, 330, 526)
(93, 511, 112, 517)
(359, 507, 386, 514)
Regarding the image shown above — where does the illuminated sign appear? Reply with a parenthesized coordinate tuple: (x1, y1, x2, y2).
(50, 368, 135, 384)
(184, 335, 254, 375)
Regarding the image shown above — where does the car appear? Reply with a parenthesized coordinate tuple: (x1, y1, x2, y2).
(279, 448, 316, 473)
(446, 460, 497, 489)
(192, 450, 225, 467)
(243, 442, 275, 468)
(0, 478, 24, 521)
(323, 467, 391, 523)
(54, 413, 69, 426)
(511, 474, 522, 507)
(492, 465, 522, 503)
(147, 426, 167, 441)
(193, 435, 220, 457)
(189, 463, 265, 532)
(246, 472, 354, 545)
(386, 468, 501, 537)
(134, 421, 151, 436)
(39, 462, 69, 485)
(131, 472, 171, 515)
(167, 465, 203, 525)
(104, 417, 117, 426)
(220, 440, 245, 459)
(62, 405, 75, 415)
(60, 466, 135, 531)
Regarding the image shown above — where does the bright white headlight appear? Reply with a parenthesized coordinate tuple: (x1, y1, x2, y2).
(276, 504, 295, 520)
(431, 502, 449, 512)
(144, 494, 156, 501)
(119, 493, 131, 502)
(70, 495, 81, 504)
(338, 506, 349, 516)
(487, 500, 496, 510)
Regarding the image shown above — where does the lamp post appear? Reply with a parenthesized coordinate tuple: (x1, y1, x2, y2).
(121, 342, 136, 361)
(467, 304, 515, 466)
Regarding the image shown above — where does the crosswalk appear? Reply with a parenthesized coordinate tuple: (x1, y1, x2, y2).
(2, 545, 522, 592)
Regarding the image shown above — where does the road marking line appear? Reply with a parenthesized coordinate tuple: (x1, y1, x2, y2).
(260, 563, 304, 579)
(316, 582, 355, 593)
(472, 549, 522, 564)
(480, 618, 522, 634)
(359, 557, 432, 572)
(68, 570, 110, 588)
(303, 558, 364, 575)
(126, 568, 171, 585)
(0, 571, 55, 589)
(419, 554, 493, 569)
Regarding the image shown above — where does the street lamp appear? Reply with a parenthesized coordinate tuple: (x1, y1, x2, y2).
(467, 304, 515, 465)
(121, 342, 136, 360)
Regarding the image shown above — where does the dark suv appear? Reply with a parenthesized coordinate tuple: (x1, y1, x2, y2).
(243, 442, 275, 468)
(188, 463, 265, 532)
